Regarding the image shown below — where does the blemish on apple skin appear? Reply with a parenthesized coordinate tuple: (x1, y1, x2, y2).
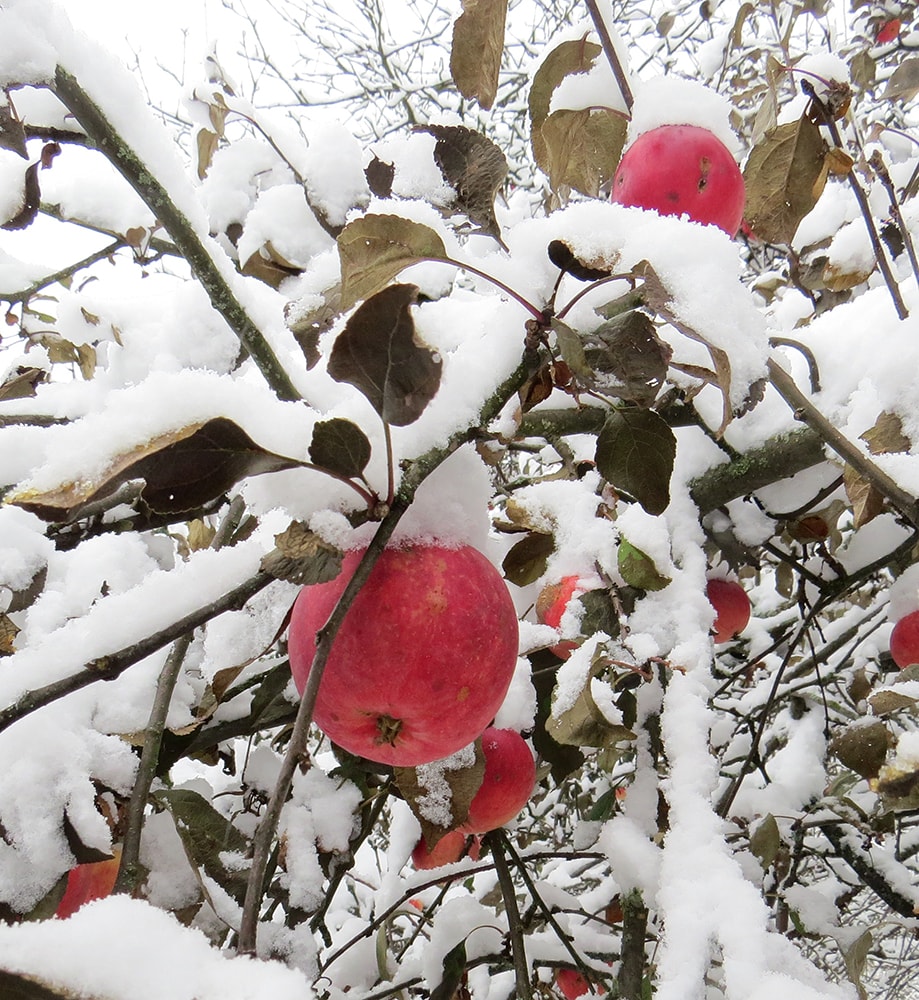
(456, 686, 470, 702)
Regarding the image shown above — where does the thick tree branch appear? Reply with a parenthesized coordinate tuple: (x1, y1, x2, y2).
(51, 68, 301, 402)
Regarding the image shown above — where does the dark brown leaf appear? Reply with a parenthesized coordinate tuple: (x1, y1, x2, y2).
(584, 311, 671, 407)
(417, 124, 507, 240)
(309, 418, 372, 478)
(337, 214, 447, 309)
(328, 283, 442, 426)
(2, 162, 40, 231)
(450, 0, 508, 110)
(0, 96, 26, 157)
(742, 115, 828, 245)
(9, 417, 299, 522)
(260, 521, 343, 585)
(286, 285, 342, 370)
(547, 239, 612, 281)
(0, 970, 83, 1000)
(365, 156, 394, 198)
(241, 242, 303, 290)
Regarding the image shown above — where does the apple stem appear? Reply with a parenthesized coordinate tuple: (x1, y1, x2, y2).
(583, 0, 634, 113)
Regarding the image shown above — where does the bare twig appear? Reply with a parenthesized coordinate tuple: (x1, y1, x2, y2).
(583, 0, 634, 112)
(488, 830, 533, 1000)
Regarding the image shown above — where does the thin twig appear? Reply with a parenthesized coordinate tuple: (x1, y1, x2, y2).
(869, 149, 919, 288)
(488, 830, 533, 1000)
(583, 0, 634, 112)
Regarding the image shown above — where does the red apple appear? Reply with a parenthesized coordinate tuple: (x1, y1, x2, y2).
(706, 578, 751, 644)
(536, 575, 581, 659)
(876, 18, 901, 43)
(461, 727, 536, 833)
(556, 968, 605, 999)
(411, 829, 481, 869)
(890, 609, 919, 669)
(55, 852, 120, 918)
(611, 124, 745, 236)
(289, 545, 519, 766)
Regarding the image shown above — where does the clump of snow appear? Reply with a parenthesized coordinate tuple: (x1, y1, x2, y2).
(626, 76, 741, 155)
(414, 742, 477, 827)
(301, 122, 369, 227)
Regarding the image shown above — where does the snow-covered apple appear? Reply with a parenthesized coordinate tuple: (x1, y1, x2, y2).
(706, 578, 751, 644)
(555, 968, 605, 999)
(890, 609, 919, 669)
(288, 544, 519, 766)
(461, 727, 536, 833)
(611, 124, 745, 235)
(55, 854, 120, 919)
(536, 575, 582, 658)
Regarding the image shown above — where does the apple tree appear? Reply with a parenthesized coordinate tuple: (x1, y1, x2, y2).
(0, 0, 918, 998)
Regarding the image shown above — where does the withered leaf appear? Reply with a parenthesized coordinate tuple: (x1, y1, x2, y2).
(518, 362, 555, 412)
(584, 311, 671, 407)
(241, 242, 303, 290)
(449, 0, 508, 110)
(260, 521, 343, 585)
(337, 214, 447, 309)
(548, 655, 636, 749)
(309, 418, 371, 479)
(750, 813, 781, 869)
(595, 407, 676, 516)
(196, 128, 219, 180)
(286, 284, 342, 370)
(417, 124, 507, 240)
(2, 161, 40, 232)
(529, 37, 602, 168)
(844, 412, 910, 529)
(829, 720, 890, 780)
(502, 531, 554, 586)
(742, 115, 828, 244)
(0, 613, 19, 656)
(884, 58, 919, 102)
(9, 417, 299, 522)
(0, 366, 45, 401)
(393, 740, 485, 848)
(539, 108, 626, 197)
(364, 156, 394, 198)
(155, 788, 249, 905)
(328, 283, 442, 426)
(0, 97, 26, 157)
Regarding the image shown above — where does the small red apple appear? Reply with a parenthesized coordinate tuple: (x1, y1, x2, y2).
(876, 18, 901, 43)
(890, 609, 919, 669)
(55, 852, 120, 918)
(536, 575, 581, 659)
(288, 545, 519, 766)
(461, 727, 536, 833)
(706, 578, 751, 644)
(611, 124, 745, 236)
(412, 829, 467, 870)
(555, 968, 605, 999)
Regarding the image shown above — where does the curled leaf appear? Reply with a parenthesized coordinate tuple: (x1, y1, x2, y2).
(260, 521, 344, 585)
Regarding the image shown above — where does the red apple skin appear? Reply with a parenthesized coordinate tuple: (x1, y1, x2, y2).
(890, 609, 919, 669)
(556, 968, 605, 999)
(706, 578, 751, 644)
(536, 575, 581, 659)
(611, 124, 745, 236)
(461, 727, 536, 833)
(412, 829, 468, 870)
(289, 545, 519, 766)
(55, 854, 120, 918)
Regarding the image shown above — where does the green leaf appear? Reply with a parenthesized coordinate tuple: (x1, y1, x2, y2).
(309, 418, 372, 478)
(552, 317, 593, 383)
(430, 939, 469, 1000)
(595, 408, 676, 516)
(750, 813, 781, 869)
(449, 0, 508, 110)
(337, 214, 447, 309)
(617, 539, 670, 591)
(155, 788, 249, 905)
(328, 283, 443, 426)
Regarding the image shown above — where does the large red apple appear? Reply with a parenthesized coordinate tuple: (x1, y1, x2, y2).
(536, 575, 582, 659)
(706, 578, 751, 644)
(890, 609, 919, 669)
(56, 853, 120, 918)
(289, 544, 519, 766)
(461, 727, 536, 833)
(611, 124, 745, 236)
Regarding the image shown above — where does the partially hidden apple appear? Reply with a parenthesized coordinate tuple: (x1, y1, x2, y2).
(706, 578, 751, 644)
(555, 968, 605, 999)
(461, 727, 536, 833)
(411, 829, 481, 870)
(536, 575, 582, 659)
(55, 851, 121, 918)
(289, 544, 519, 767)
(611, 124, 745, 236)
(890, 609, 919, 669)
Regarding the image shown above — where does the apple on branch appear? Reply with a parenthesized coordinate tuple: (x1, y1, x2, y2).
(555, 967, 606, 999)
(536, 575, 586, 659)
(55, 851, 121, 919)
(611, 124, 745, 236)
(890, 609, 919, 669)
(289, 544, 519, 767)
(461, 727, 536, 834)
